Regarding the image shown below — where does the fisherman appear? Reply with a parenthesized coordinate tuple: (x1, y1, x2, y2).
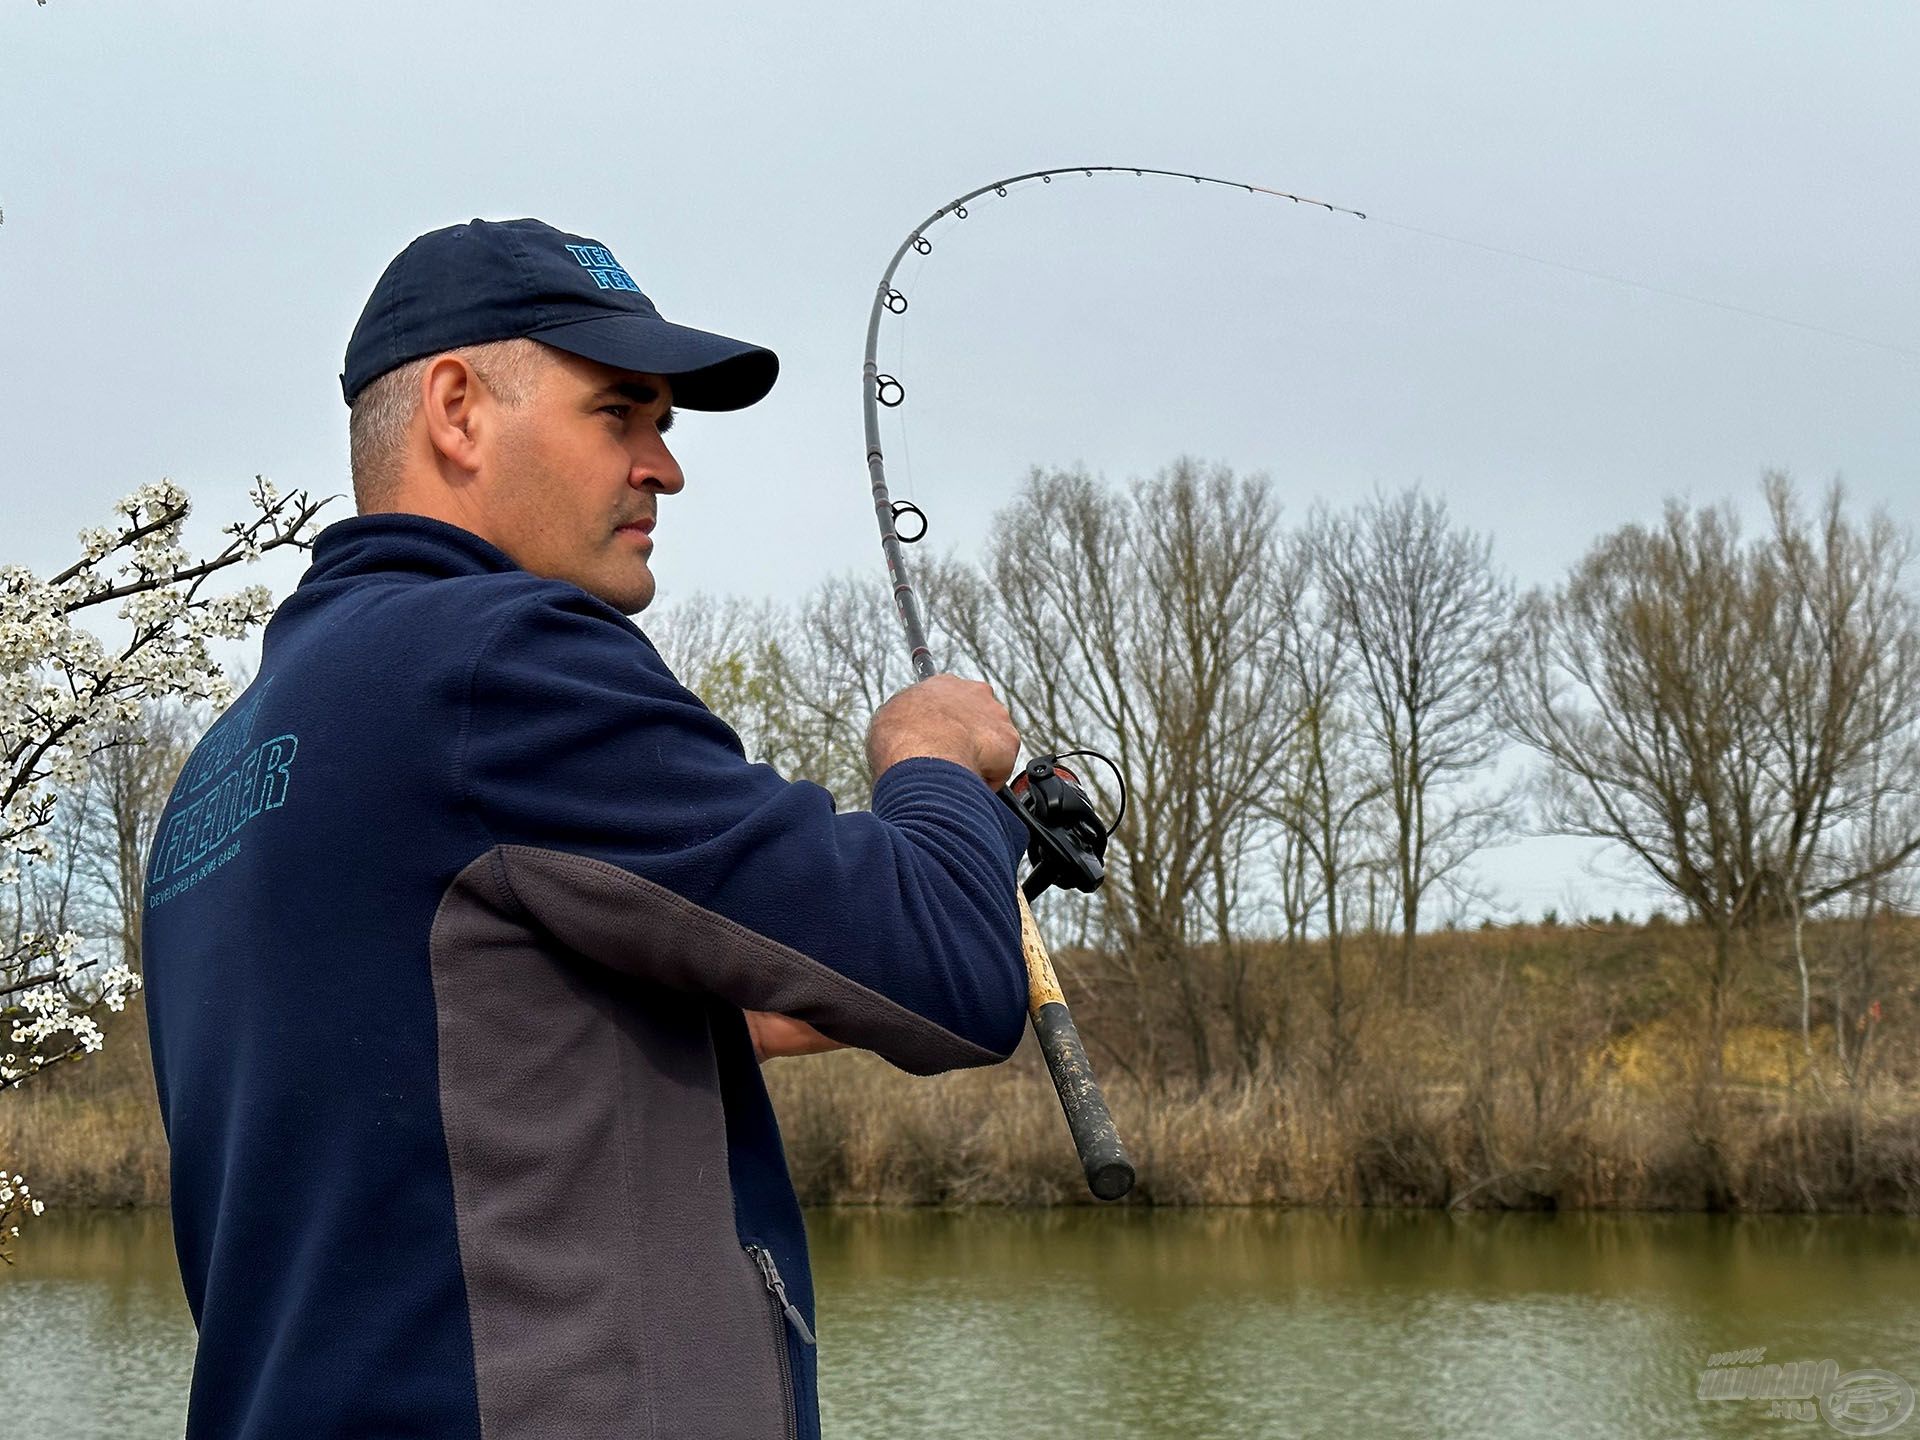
(141, 216, 1032, 1439)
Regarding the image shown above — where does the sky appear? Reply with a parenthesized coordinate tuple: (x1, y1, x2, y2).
(3, 1, 1917, 921)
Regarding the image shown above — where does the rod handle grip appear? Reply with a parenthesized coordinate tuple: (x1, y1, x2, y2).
(1018, 892, 1135, 1201)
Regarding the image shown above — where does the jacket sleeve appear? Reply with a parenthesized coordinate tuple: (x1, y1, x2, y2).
(454, 584, 1032, 1071)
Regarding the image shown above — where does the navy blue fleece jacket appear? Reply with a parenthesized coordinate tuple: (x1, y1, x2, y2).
(141, 513, 1031, 1439)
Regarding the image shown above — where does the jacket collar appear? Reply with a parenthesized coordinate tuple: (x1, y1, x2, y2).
(300, 513, 523, 587)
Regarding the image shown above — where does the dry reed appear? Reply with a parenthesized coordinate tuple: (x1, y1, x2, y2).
(6, 920, 1917, 1213)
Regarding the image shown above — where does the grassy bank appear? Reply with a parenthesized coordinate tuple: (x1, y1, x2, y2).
(7, 917, 1918, 1213)
(768, 1047, 1920, 1210)
(0, 1001, 170, 1208)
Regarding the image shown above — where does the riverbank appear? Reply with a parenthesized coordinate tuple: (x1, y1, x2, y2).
(0, 1001, 170, 1208)
(15, 1044, 1920, 1212)
(768, 1045, 1920, 1210)
(9, 917, 1919, 1213)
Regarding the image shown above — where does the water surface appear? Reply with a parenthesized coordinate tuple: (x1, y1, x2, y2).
(3, 1208, 1916, 1438)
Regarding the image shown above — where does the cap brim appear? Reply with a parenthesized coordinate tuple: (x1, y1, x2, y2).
(528, 312, 778, 411)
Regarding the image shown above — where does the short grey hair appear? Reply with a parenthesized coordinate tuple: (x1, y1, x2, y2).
(347, 338, 549, 511)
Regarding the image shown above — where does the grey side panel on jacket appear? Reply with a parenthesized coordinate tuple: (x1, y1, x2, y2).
(430, 849, 790, 1440)
(490, 843, 1006, 1074)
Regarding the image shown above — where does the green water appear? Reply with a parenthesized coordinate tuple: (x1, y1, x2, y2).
(3, 1207, 1917, 1438)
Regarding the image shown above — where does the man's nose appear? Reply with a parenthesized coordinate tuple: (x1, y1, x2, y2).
(632, 438, 685, 495)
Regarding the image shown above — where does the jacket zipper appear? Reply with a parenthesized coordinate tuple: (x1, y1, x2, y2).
(746, 1243, 814, 1439)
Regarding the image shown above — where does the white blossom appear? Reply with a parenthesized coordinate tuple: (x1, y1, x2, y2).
(2, 476, 321, 1256)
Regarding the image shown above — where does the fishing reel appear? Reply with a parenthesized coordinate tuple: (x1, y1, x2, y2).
(1001, 751, 1125, 902)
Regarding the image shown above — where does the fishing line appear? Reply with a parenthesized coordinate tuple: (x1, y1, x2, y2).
(1365, 214, 1920, 363)
(889, 240, 930, 511)
(1047, 748, 1129, 842)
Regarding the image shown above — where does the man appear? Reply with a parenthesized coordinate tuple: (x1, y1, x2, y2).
(142, 217, 1032, 1439)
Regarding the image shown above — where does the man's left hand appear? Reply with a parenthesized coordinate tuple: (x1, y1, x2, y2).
(744, 1010, 847, 1063)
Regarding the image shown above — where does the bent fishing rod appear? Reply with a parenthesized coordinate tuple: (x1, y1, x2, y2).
(858, 167, 1361, 1201)
(857, 163, 1919, 1199)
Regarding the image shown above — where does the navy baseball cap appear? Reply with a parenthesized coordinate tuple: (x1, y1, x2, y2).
(340, 217, 778, 410)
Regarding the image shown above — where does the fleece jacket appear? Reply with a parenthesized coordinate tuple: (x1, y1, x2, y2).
(141, 512, 1031, 1439)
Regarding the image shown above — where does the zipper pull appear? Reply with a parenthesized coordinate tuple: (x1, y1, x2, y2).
(748, 1244, 818, 1347)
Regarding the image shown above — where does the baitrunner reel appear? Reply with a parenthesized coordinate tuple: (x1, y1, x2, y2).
(1000, 752, 1124, 902)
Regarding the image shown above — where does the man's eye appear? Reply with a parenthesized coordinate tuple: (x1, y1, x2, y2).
(600, 405, 630, 421)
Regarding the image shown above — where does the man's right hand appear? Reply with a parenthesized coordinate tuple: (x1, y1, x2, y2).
(866, 674, 1021, 790)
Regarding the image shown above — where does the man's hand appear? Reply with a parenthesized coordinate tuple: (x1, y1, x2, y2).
(865, 674, 1020, 789)
(745, 1010, 847, 1063)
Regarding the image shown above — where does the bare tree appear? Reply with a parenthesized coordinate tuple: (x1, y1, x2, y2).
(3, 700, 208, 976)
(78, 703, 205, 969)
(1503, 478, 1920, 1053)
(770, 574, 922, 808)
(646, 592, 772, 696)
(1505, 496, 1772, 1043)
(1756, 477, 1920, 1062)
(1266, 571, 1387, 1085)
(933, 460, 1304, 1082)
(7, 780, 95, 942)
(1312, 489, 1513, 1001)
(646, 592, 784, 740)
(648, 593, 841, 799)
(653, 578, 927, 813)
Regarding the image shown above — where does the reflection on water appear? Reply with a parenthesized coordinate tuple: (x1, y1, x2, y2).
(0, 1209, 194, 1439)
(3, 1207, 1917, 1439)
(811, 1209, 1920, 1439)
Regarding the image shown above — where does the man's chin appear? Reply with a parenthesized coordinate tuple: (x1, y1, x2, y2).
(606, 571, 655, 615)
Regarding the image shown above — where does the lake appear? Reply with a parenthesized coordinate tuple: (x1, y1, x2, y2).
(2, 1207, 1917, 1438)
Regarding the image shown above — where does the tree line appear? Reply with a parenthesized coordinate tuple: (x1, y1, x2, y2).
(650, 462, 1920, 1087)
(14, 464, 1917, 1098)
(9, 463, 1917, 1218)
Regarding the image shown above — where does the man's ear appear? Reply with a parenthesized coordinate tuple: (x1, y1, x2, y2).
(420, 355, 486, 476)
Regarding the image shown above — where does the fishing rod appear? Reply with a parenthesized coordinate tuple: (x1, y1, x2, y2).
(858, 163, 1915, 1199)
(858, 167, 1361, 1202)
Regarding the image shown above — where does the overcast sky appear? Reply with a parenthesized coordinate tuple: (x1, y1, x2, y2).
(4, 1, 1917, 919)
